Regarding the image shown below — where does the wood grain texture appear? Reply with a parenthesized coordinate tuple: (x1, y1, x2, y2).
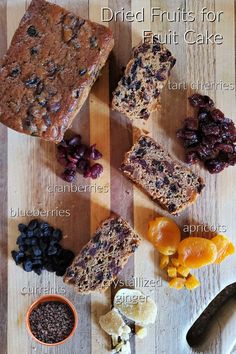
(1, 0, 236, 353)
(0, 0, 8, 352)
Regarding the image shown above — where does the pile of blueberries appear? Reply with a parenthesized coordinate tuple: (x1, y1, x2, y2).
(11, 219, 75, 276)
(56, 135, 103, 182)
(177, 94, 236, 174)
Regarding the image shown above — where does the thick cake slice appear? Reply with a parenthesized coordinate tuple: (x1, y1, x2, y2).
(121, 136, 205, 214)
(64, 217, 140, 294)
(0, 0, 114, 142)
(112, 38, 176, 120)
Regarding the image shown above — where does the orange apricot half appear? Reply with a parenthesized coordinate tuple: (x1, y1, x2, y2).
(211, 234, 235, 264)
(147, 217, 181, 256)
(178, 237, 217, 269)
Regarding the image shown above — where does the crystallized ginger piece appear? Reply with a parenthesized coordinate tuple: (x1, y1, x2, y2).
(167, 267, 177, 278)
(160, 255, 169, 269)
(177, 265, 190, 278)
(169, 277, 186, 290)
(185, 275, 200, 290)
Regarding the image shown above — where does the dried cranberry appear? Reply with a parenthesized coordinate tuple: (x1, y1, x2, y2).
(61, 169, 76, 182)
(86, 145, 102, 160)
(68, 135, 81, 146)
(74, 144, 87, 158)
(90, 163, 103, 179)
(202, 123, 220, 136)
(77, 159, 90, 174)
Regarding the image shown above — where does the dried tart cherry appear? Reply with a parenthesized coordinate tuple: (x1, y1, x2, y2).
(177, 237, 217, 269)
(147, 217, 181, 256)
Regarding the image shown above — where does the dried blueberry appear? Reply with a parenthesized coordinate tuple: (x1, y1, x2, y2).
(90, 35, 98, 48)
(79, 68, 87, 76)
(27, 26, 38, 37)
(18, 223, 27, 233)
(11, 250, 25, 265)
(32, 246, 42, 257)
(30, 47, 39, 56)
(23, 259, 33, 272)
(10, 66, 21, 78)
(168, 204, 177, 213)
(52, 229, 63, 241)
(25, 75, 41, 88)
(28, 219, 38, 230)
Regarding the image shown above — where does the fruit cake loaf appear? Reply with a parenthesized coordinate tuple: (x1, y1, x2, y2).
(112, 38, 176, 120)
(121, 136, 205, 214)
(64, 216, 140, 294)
(0, 0, 114, 142)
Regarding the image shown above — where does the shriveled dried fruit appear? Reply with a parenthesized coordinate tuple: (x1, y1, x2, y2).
(185, 275, 200, 290)
(160, 255, 169, 269)
(177, 94, 236, 174)
(211, 234, 235, 264)
(147, 217, 181, 256)
(169, 277, 186, 290)
(178, 237, 217, 269)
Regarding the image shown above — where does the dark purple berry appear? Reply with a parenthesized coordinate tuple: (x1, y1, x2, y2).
(86, 144, 102, 160)
(90, 163, 103, 179)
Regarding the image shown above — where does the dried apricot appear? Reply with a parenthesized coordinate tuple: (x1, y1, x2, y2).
(177, 265, 190, 278)
(211, 234, 235, 264)
(178, 237, 217, 269)
(169, 277, 186, 290)
(147, 217, 181, 255)
(171, 258, 180, 267)
(185, 275, 200, 290)
(160, 255, 169, 269)
(167, 267, 177, 278)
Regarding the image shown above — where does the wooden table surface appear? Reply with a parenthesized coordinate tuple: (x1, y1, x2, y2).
(0, 0, 236, 353)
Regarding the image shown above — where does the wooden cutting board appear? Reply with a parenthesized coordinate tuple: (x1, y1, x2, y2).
(0, 0, 235, 353)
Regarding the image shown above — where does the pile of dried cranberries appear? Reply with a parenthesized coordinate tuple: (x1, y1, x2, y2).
(56, 135, 103, 182)
(177, 94, 236, 173)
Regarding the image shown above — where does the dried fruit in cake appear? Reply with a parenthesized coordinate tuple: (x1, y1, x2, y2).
(0, 0, 114, 141)
(122, 136, 205, 215)
(64, 217, 140, 294)
(112, 36, 176, 120)
(148, 217, 181, 255)
(177, 237, 217, 269)
(211, 234, 235, 264)
(177, 94, 236, 173)
(114, 289, 157, 326)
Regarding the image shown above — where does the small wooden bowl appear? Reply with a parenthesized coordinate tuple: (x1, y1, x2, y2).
(26, 294, 78, 346)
